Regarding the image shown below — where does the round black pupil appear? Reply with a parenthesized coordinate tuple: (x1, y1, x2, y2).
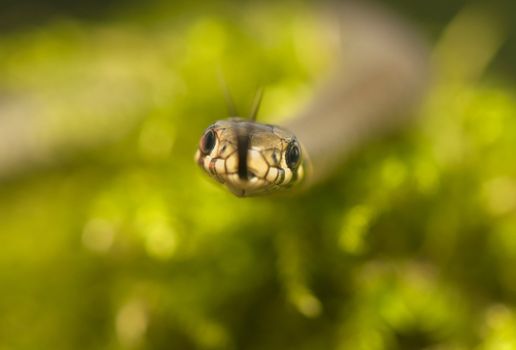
(201, 130, 215, 154)
(286, 143, 300, 169)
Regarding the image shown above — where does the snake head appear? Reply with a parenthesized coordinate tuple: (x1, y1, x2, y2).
(195, 118, 305, 197)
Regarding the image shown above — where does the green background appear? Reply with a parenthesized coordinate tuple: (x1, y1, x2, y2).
(0, 1, 515, 349)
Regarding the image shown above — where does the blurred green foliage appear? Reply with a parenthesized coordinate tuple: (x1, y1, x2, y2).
(0, 2, 516, 350)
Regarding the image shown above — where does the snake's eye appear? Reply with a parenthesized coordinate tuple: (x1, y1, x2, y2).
(200, 129, 216, 154)
(285, 141, 301, 169)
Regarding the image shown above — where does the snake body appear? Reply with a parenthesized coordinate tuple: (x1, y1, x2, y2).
(195, 2, 429, 197)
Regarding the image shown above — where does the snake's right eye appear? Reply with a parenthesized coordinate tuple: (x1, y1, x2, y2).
(200, 129, 216, 154)
(285, 141, 301, 169)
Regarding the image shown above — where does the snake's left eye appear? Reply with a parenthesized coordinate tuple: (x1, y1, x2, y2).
(200, 129, 216, 154)
(285, 141, 301, 169)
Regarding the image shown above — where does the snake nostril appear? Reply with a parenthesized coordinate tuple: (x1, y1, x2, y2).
(272, 151, 279, 165)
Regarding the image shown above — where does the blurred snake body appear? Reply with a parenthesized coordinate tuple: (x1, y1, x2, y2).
(195, 3, 429, 197)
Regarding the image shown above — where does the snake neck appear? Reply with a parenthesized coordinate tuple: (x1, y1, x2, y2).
(285, 2, 430, 186)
